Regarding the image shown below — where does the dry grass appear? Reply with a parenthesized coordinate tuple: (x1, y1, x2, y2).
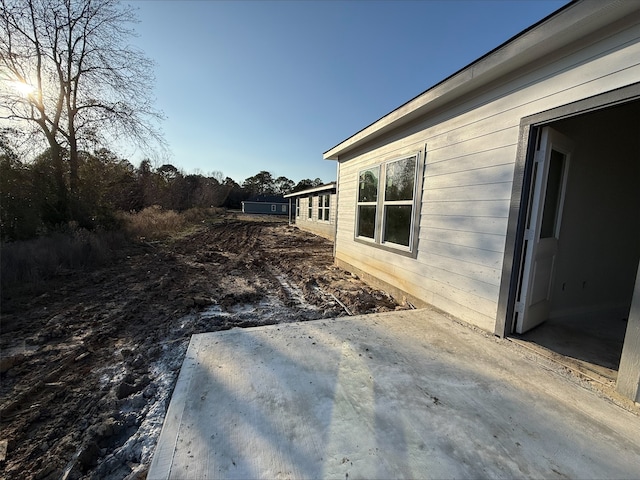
(181, 206, 226, 224)
(117, 206, 225, 241)
(117, 205, 185, 241)
(0, 229, 127, 291)
(0, 206, 225, 295)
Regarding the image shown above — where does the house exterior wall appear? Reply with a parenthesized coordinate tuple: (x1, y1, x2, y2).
(290, 192, 337, 241)
(333, 17, 640, 332)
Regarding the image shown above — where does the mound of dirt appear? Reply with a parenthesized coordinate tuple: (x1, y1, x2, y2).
(0, 215, 407, 479)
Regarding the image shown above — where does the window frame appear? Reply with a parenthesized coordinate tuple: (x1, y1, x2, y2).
(307, 196, 313, 219)
(295, 198, 300, 217)
(354, 153, 422, 256)
(318, 193, 331, 223)
(356, 166, 380, 243)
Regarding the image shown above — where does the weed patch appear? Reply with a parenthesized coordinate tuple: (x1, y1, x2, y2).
(0, 207, 225, 297)
(0, 229, 127, 292)
(117, 206, 225, 240)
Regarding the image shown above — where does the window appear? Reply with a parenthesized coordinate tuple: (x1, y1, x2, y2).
(540, 149, 565, 239)
(281, 204, 287, 213)
(271, 204, 276, 212)
(356, 154, 419, 251)
(295, 198, 300, 217)
(383, 157, 416, 246)
(318, 194, 330, 222)
(357, 167, 379, 239)
(308, 196, 313, 219)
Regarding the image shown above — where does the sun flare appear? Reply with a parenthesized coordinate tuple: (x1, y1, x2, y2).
(11, 80, 36, 97)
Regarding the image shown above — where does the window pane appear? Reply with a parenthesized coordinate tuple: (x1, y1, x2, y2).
(324, 209, 329, 221)
(324, 195, 330, 207)
(540, 149, 565, 239)
(358, 168, 379, 202)
(357, 205, 376, 239)
(383, 205, 412, 246)
(385, 157, 416, 201)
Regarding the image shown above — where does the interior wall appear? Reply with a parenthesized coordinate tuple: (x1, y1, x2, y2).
(549, 101, 640, 319)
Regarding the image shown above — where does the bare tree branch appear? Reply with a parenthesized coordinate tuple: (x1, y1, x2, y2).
(0, 0, 166, 220)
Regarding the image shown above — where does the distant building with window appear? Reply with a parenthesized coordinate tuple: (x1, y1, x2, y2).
(241, 195, 288, 215)
(284, 183, 337, 241)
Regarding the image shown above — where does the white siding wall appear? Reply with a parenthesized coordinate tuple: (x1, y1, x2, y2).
(294, 193, 337, 241)
(335, 23, 640, 331)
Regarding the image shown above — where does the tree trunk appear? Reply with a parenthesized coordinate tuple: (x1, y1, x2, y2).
(50, 143, 69, 224)
(68, 133, 81, 223)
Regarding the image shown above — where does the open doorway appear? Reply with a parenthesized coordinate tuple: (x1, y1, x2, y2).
(511, 100, 640, 383)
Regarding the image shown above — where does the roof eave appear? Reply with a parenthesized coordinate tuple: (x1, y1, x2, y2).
(323, 0, 634, 161)
(283, 182, 337, 198)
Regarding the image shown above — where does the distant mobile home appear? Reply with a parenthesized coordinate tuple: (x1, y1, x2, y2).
(284, 183, 337, 241)
(241, 195, 288, 215)
(324, 0, 640, 402)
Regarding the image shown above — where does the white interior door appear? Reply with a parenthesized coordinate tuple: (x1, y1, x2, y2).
(515, 127, 573, 334)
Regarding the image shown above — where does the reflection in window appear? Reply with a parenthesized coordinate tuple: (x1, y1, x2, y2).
(383, 205, 412, 246)
(357, 167, 380, 239)
(382, 157, 417, 247)
(358, 168, 379, 202)
(358, 205, 377, 239)
(385, 157, 415, 201)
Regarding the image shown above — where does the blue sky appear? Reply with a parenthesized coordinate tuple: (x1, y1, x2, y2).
(129, 0, 568, 185)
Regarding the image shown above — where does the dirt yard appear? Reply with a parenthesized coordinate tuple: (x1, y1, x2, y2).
(0, 214, 406, 479)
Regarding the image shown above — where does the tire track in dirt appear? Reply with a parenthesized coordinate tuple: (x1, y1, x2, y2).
(0, 215, 406, 479)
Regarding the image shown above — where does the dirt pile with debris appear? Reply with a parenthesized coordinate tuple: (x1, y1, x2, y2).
(0, 215, 406, 479)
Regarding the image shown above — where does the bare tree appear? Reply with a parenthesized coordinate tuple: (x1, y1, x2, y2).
(0, 0, 164, 221)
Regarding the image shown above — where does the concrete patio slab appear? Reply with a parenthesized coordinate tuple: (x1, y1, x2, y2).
(148, 307, 640, 479)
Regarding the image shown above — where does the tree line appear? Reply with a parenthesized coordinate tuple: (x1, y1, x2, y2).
(0, 140, 324, 241)
(0, 0, 326, 242)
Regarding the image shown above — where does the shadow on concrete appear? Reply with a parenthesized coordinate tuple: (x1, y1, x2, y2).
(149, 309, 640, 479)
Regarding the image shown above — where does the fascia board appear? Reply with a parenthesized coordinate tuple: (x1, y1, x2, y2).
(283, 182, 337, 198)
